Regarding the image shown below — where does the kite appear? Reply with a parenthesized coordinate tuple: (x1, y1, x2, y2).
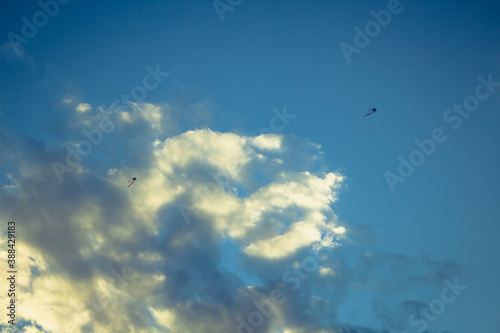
(128, 177, 137, 187)
(363, 108, 377, 117)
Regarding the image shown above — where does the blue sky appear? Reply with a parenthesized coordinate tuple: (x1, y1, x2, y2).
(1, 0, 499, 332)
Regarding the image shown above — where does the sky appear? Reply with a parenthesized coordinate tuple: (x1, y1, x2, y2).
(0, 0, 499, 332)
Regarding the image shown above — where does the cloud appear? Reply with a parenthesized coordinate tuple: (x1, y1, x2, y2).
(76, 103, 91, 113)
(0, 102, 461, 333)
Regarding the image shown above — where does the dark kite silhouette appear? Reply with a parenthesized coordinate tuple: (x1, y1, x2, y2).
(128, 177, 137, 187)
(363, 108, 377, 117)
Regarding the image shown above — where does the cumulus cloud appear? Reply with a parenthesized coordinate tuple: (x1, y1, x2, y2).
(0, 101, 461, 333)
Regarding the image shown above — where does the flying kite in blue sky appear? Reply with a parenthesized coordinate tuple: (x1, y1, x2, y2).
(363, 108, 377, 117)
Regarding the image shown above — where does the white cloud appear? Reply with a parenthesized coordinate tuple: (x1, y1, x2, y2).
(251, 134, 283, 151)
(153, 129, 253, 180)
(244, 221, 323, 258)
(76, 103, 91, 113)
